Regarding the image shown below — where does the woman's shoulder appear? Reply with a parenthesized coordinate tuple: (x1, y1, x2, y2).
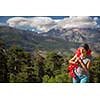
(84, 56, 93, 65)
(86, 55, 92, 61)
(82, 56, 91, 64)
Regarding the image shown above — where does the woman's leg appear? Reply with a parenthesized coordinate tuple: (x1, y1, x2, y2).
(73, 76, 80, 83)
(80, 75, 89, 83)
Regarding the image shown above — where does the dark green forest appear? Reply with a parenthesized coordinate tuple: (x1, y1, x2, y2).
(0, 40, 100, 83)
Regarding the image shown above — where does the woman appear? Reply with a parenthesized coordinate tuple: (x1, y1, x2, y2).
(69, 44, 91, 83)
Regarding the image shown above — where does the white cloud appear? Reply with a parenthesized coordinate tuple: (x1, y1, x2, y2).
(7, 17, 29, 26)
(29, 17, 56, 32)
(7, 16, 99, 33)
(54, 19, 61, 22)
(7, 17, 56, 32)
(57, 16, 98, 29)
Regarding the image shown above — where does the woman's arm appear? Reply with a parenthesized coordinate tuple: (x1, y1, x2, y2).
(78, 59, 88, 73)
(87, 59, 91, 69)
(69, 54, 77, 64)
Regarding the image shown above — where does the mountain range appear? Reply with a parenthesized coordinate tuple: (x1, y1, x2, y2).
(0, 25, 100, 55)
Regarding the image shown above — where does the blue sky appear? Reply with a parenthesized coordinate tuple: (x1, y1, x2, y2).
(47, 16, 67, 19)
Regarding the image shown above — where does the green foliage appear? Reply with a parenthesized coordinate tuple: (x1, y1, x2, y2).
(0, 40, 8, 82)
(44, 52, 64, 76)
(33, 51, 45, 82)
(9, 73, 16, 83)
(0, 40, 100, 83)
(0, 44, 73, 83)
(48, 77, 56, 83)
(15, 72, 28, 83)
(42, 75, 50, 83)
(89, 56, 100, 83)
(7, 45, 35, 83)
(55, 74, 68, 83)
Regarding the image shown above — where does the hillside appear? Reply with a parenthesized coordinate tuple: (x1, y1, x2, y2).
(0, 26, 80, 53)
(42, 27, 100, 54)
(0, 26, 100, 55)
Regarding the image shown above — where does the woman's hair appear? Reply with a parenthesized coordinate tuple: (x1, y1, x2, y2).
(81, 43, 90, 51)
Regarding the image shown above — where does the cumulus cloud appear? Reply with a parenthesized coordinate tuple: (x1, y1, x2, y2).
(7, 17, 29, 26)
(7, 17, 56, 32)
(29, 17, 56, 32)
(57, 16, 98, 29)
(7, 16, 99, 33)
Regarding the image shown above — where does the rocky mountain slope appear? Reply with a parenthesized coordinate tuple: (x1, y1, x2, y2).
(0, 26, 100, 54)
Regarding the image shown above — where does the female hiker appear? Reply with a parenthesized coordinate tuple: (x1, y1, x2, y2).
(68, 43, 92, 83)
